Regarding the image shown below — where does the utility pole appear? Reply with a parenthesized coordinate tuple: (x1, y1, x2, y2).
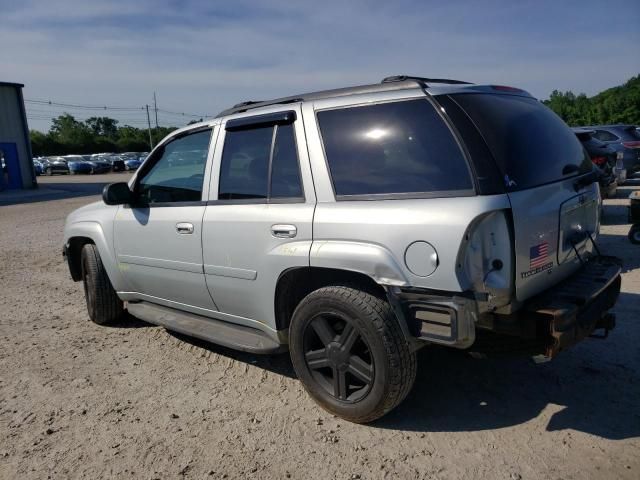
(153, 92, 159, 129)
(145, 104, 154, 150)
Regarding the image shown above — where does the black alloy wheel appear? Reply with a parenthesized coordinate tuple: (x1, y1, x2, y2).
(303, 312, 374, 402)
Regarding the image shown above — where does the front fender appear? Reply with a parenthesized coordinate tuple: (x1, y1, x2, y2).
(310, 240, 408, 286)
(64, 221, 129, 292)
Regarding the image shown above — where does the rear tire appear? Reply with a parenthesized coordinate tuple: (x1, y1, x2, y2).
(80, 243, 124, 325)
(45, 167, 52, 176)
(289, 286, 416, 423)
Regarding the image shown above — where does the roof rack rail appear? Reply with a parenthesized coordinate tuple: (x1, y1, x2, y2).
(381, 75, 472, 86)
(218, 97, 303, 117)
(232, 100, 264, 109)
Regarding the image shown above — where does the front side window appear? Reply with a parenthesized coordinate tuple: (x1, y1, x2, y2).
(137, 128, 211, 203)
(317, 99, 473, 197)
(218, 122, 303, 200)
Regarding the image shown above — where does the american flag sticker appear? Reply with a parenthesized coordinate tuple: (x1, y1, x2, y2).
(529, 242, 549, 269)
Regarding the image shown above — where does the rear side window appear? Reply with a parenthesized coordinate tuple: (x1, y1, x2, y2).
(594, 130, 619, 142)
(452, 94, 592, 191)
(317, 99, 473, 198)
(218, 123, 303, 201)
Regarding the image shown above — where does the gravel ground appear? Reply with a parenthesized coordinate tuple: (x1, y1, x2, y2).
(1, 176, 639, 479)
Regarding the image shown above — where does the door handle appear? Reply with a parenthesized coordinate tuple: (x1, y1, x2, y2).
(176, 222, 194, 234)
(271, 224, 297, 238)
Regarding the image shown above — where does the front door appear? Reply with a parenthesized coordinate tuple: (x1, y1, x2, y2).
(202, 109, 315, 330)
(114, 127, 218, 312)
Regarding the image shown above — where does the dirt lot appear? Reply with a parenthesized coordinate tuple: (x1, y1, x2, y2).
(1, 175, 639, 479)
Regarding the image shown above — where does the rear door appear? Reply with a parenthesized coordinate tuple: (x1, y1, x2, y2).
(450, 92, 599, 301)
(113, 127, 217, 312)
(202, 107, 316, 330)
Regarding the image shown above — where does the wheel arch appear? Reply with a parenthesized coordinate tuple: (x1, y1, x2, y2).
(64, 221, 126, 290)
(65, 236, 94, 281)
(274, 266, 390, 333)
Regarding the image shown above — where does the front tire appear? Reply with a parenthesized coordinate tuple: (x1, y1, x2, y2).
(81, 244, 124, 325)
(289, 286, 416, 423)
(629, 225, 640, 245)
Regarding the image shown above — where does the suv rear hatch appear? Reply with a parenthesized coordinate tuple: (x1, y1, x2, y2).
(448, 91, 599, 301)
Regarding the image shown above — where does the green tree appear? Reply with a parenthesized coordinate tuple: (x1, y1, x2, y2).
(85, 116, 119, 138)
(544, 74, 640, 126)
(50, 114, 91, 144)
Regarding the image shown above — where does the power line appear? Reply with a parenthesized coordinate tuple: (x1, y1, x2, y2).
(25, 99, 142, 111)
(25, 97, 211, 118)
(26, 114, 176, 128)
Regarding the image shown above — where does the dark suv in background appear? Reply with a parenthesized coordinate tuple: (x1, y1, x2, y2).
(573, 128, 620, 198)
(588, 125, 640, 178)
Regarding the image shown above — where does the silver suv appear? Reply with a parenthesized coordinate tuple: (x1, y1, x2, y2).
(63, 76, 621, 423)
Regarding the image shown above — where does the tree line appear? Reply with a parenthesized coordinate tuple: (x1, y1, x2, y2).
(543, 74, 639, 126)
(29, 114, 202, 156)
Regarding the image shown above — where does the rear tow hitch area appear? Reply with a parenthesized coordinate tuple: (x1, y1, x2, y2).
(526, 255, 621, 358)
(473, 255, 622, 359)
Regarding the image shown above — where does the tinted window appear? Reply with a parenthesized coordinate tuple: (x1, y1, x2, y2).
(271, 124, 303, 198)
(452, 94, 592, 191)
(137, 129, 211, 203)
(317, 99, 472, 197)
(593, 130, 619, 142)
(218, 123, 303, 200)
(219, 127, 272, 199)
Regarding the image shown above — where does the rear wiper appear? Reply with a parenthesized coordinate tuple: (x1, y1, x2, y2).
(562, 164, 579, 175)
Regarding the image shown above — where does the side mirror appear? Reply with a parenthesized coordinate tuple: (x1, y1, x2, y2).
(102, 182, 132, 205)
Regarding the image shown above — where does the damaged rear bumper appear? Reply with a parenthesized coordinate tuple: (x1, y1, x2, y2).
(388, 256, 621, 357)
(478, 255, 621, 358)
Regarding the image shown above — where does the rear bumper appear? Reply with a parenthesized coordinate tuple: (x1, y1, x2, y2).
(479, 255, 621, 358)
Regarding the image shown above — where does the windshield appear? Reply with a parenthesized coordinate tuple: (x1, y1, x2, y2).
(451, 93, 592, 191)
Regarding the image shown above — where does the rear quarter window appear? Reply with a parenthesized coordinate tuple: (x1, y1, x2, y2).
(317, 99, 473, 198)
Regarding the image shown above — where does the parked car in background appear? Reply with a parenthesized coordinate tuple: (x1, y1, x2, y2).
(64, 155, 90, 175)
(124, 158, 142, 171)
(87, 158, 112, 174)
(33, 159, 44, 176)
(42, 157, 70, 175)
(573, 128, 620, 198)
(107, 155, 126, 172)
(587, 125, 640, 179)
(64, 155, 111, 174)
(68, 159, 93, 174)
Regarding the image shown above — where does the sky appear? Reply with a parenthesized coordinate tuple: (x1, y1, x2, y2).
(2, 0, 639, 132)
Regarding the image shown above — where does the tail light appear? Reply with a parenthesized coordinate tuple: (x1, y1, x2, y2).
(491, 85, 523, 93)
(623, 141, 640, 149)
(591, 156, 607, 166)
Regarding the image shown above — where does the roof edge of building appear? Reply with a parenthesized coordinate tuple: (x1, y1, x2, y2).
(0, 81, 25, 88)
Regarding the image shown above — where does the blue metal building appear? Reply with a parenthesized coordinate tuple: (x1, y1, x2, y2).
(0, 81, 36, 190)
